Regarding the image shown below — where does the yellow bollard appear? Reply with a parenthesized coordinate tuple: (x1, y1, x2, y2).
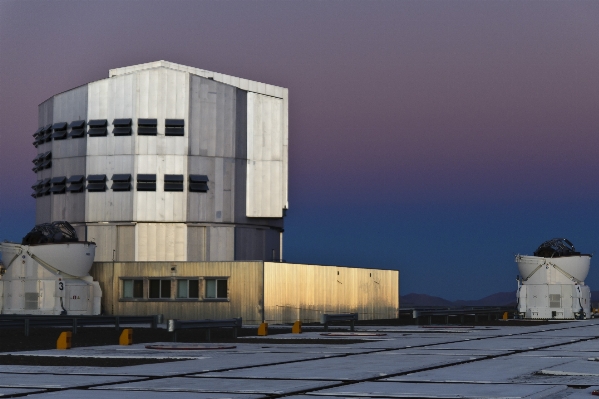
(119, 328, 133, 345)
(292, 320, 302, 334)
(502, 312, 509, 320)
(257, 322, 268, 336)
(57, 331, 72, 350)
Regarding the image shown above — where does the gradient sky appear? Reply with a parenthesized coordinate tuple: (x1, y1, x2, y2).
(1, 0, 599, 300)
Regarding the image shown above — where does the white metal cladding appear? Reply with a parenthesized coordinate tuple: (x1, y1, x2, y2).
(53, 85, 88, 123)
(136, 223, 187, 261)
(110, 61, 289, 214)
(35, 61, 287, 263)
(246, 93, 285, 217)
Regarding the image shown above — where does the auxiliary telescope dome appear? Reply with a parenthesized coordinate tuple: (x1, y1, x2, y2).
(515, 237, 592, 320)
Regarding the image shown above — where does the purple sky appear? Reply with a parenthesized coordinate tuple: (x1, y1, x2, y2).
(1, 1, 599, 300)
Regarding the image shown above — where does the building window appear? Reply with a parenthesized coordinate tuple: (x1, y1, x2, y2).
(177, 279, 199, 299)
(39, 151, 52, 170)
(50, 176, 66, 194)
(137, 174, 156, 191)
(165, 119, 184, 136)
(138, 118, 158, 136)
(113, 118, 132, 136)
(189, 174, 209, 192)
(164, 174, 184, 192)
(33, 127, 43, 147)
(88, 119, 108, 137)
(205, 278, 228, 299)
(69, 120, 86, 138)
(111, 174, 132, 191)
(149, 279, 171, 299)
(51, 122, 68, 140)
(67, 175, 85, 193)
(87, 174, 107, 192)
(123, 279, 144, 299)
(42, 124, 52, 143)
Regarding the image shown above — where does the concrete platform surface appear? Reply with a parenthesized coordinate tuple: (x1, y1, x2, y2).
(0, 320, 597, 398)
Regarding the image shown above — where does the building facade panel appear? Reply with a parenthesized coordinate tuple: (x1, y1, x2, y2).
(85, 154, 135, 222)
(90, 261, 264, 323)
(246, 93, 285, 218)
(36, 61, 287, 262)
(53, 85, 88, 124)
(263, 263, 399, 323)
(187, 225, 207, 261)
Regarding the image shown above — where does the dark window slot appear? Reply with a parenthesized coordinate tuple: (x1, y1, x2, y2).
(138, 127, 157, 135)
(137, 182, 156, 191)
(165, 127, 184, 136)
(42, 125, 52, 142)
(165, 119, 184, 136)
(112, 173, 132, 192)
(69, 120, 86, 129)
(138, 118, 157, 136)
(51, 185, 66, 194)
(88, 128, 107, 137)
(189, 174, 209, 192)
(51, 176, 66, 185)
(52, 122, 68, 131)
(165, 119, 184, 127)
(67, 183, 84, 193)
(69, 120, 86, 138)
(51, 131, 67, 140)
(164, 183, 183, 192)
(113, 118, 132, 127)
(189, 174, 209, 183)
(88, 120, 107, 137)
(112, 174, 132, 182)
(164, 174, 184, 192)
(40, 160, 52, 169)
(69, 129, 85, 138)
(67, 175, 84, 184)
(164, 174, 183, 182)
(87, 183, 107, 192)
(189, 183, 209, 192)
(88, 119, 107, 127)
(111, 182, 132, 191)
(113, 127, 132, 136)
(87, 175, 107, 191)
(87, 174, 106, 182)
(137, 174, 156, 182)
(138, 118, 157, 126)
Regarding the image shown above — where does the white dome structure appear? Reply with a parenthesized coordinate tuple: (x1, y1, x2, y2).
(0, 221, 101, 315)
(516, 238, 592, 320)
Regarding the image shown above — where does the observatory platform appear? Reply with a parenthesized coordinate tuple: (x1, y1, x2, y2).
(0, 321, 598, 398)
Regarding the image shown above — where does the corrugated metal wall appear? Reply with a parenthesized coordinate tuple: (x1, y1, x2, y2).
(263, 263, 399, 323)
(91, 261, 399, 324)
(246, 93, 285, 218)
(91, 261, 264, 323)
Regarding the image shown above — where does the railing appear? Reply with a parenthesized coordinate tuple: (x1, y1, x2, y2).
(0, 314, 162, 336)
(410, 307, 515, 325)
(167, 317, 242, 342)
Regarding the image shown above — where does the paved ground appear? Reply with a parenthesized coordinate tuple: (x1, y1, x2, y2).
(0, 320, 598, 398)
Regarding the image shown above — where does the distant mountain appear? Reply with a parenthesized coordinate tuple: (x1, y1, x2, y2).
(402, 290, 599, 308)
(400, 293, 455, 308)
